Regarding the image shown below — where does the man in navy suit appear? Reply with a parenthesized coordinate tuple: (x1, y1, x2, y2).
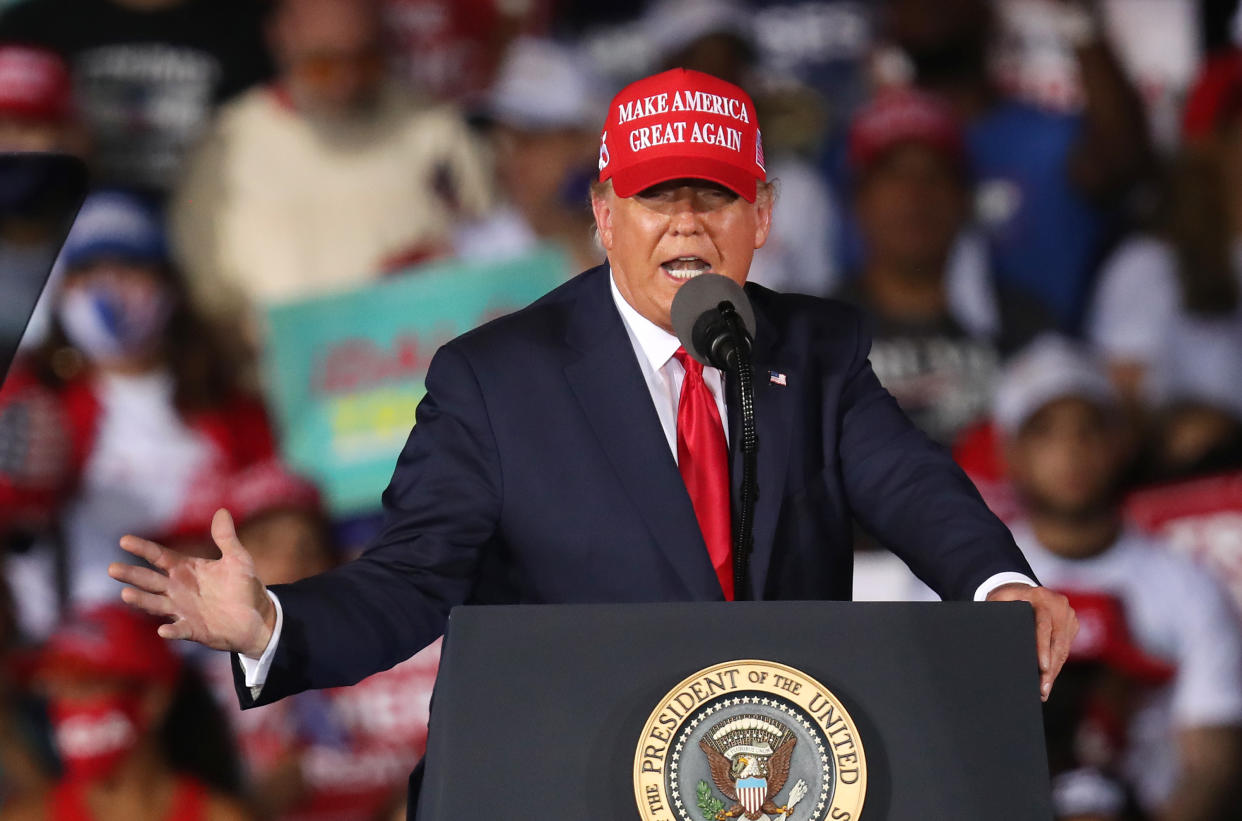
(111, 69, 1076, 710)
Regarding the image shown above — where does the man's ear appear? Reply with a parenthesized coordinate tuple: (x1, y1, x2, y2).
(591, 193, 614, 251)
(752, 188, 774, 250)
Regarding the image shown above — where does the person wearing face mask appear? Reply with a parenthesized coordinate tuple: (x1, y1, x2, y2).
(0, 604, 249, 821)
(0, 191, 274, 642)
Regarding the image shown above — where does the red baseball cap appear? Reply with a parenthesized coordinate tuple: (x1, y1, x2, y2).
(161, 458, 322, 543)
(1182, 49, 1242, 143)
(848, 89, 965, 175)
(0, 44, 72, 122)
(39, 604, 181, 686)
(1061, 590, 1175, 685)
(228, 458, 322, 528)
(597, 68, 766, 202)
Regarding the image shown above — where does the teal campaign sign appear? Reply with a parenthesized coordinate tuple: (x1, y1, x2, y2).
(265, 247, 571, 515)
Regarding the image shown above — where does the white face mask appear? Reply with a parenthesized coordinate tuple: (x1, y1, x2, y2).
(57, 280, 172, 364)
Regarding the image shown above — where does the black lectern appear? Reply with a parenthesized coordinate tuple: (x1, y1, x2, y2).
(416, 602, 1052, 820)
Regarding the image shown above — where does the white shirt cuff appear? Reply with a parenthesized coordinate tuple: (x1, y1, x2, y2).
(237, 589, 283, 698)
(974, 572, 1039, 602)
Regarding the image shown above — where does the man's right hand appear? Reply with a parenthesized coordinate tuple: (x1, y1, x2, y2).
(109, 508, 275, 657)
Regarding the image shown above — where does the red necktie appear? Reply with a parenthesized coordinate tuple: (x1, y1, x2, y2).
(673, 347, 734, 600)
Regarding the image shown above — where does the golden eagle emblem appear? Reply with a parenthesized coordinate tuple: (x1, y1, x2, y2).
(699, 715, 809, 820)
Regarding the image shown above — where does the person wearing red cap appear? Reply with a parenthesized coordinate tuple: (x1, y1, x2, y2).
(0, 0, 272, 194)
(0, 605, 249, 821)
(0, 44, 83, 155)
(111, 68, 1076, 813)
(883, 0, 1152, 331)
(191, 460, 440, 821)
(837, 89, 1054, 447)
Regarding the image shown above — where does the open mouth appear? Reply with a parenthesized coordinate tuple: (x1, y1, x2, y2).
(661, 256, 713, 281)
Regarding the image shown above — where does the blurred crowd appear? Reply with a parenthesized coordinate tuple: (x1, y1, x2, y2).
(0, 0, 1240, 819)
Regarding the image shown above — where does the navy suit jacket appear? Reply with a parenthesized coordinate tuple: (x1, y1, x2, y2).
(236, 264, 1034, 706)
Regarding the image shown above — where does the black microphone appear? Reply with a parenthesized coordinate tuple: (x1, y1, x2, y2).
(669, 273, 756, 372)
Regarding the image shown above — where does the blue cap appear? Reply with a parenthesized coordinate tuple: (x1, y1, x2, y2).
(60, 190, 168, 270)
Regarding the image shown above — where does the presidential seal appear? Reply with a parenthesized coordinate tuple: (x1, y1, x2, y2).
(634, 660, 866, 821)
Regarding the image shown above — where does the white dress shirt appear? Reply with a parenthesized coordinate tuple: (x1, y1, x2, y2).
(239, 269, 1031, 690)
(608, 272, 729, 456)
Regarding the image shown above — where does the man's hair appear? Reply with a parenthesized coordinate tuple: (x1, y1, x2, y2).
(589, 177, 610, 200)
(589, 177, 776, 202)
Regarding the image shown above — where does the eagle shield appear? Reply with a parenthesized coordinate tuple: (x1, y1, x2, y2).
(737, 776, 767, 816)
(700, 715, 799, 820)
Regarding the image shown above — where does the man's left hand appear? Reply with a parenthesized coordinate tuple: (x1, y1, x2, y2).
(986, 584, 1078, 702)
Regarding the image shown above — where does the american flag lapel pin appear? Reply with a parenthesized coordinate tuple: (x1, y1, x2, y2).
(768, 370, 787, 387)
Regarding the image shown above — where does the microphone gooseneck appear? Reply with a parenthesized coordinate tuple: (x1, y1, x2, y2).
(670, 274, 759, 601)
(730, 331, 758, 601)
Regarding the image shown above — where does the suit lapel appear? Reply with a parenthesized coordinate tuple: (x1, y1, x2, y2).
(562, 268, 723, 600)
(731, 291, 794, 599)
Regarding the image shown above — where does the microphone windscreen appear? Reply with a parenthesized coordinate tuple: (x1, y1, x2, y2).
(670, 273, 756, 366)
